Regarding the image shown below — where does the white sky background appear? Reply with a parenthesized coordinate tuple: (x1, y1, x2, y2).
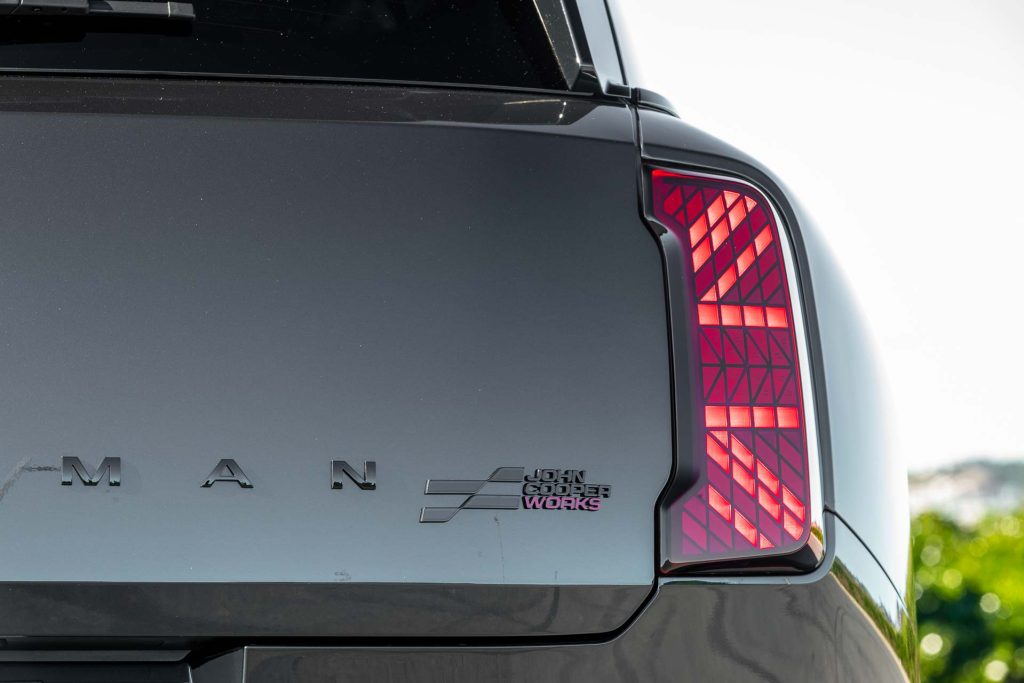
(618, 0, 1024, 471)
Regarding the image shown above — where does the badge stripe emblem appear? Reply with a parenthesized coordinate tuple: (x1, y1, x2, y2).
(420, 467, 525, 522)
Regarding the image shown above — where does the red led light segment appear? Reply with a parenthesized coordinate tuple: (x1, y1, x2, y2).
(651, 169, 813, 567)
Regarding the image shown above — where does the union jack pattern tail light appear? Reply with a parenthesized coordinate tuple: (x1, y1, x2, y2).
(650, 168, 817, 570)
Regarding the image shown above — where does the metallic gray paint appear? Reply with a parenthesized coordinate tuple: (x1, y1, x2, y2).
(798, 218, 912, 602)
(0, 77, 628, 135)
(0, 583, 649, 638)
(0, 65, 915, 679)
(0, 80, 665, 636)
(0, 86, 666, 586)
(188, 515, 914, 682)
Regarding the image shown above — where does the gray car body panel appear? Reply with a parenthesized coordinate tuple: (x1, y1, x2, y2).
(0, 3, 915, 672)
(0, 79, 666, 633)
(187, 516, 913, 682)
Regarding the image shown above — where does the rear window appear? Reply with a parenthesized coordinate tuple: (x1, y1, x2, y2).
(0, 0, 573, 89)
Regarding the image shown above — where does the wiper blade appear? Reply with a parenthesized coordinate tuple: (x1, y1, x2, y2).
(0, 0, 194, 20)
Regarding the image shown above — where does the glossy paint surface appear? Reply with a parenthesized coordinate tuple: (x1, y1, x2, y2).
(190, 515, 914, 682)
(0, 583, 649, 638)
(0, 68, 914, 681)
(0, 79, 666, 633)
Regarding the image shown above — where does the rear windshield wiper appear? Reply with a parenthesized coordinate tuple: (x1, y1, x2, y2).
(0, 0, 194, 20)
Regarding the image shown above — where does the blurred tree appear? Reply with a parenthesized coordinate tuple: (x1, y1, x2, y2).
(914, 509, 1024, 682)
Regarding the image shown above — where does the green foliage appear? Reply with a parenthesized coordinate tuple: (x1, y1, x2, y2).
(914, 509, 1024, 682)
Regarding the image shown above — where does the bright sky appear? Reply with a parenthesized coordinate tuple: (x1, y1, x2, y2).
(619, 0, 1024, 471)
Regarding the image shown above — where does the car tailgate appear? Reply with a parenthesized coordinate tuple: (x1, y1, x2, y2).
(0, 79, 671, 638)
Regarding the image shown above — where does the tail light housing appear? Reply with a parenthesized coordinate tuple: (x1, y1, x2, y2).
(649, 168, 823, 573)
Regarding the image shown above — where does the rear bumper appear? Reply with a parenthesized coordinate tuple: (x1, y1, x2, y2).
(185, 515, 914, 683)
(0, 519, 913, 682)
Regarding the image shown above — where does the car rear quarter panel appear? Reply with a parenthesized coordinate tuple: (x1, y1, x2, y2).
(637, 109, 911, 599)
(637, 107, 916, 679)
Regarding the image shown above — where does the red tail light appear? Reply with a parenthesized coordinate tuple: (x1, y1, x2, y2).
(650, 168, 821, 572)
